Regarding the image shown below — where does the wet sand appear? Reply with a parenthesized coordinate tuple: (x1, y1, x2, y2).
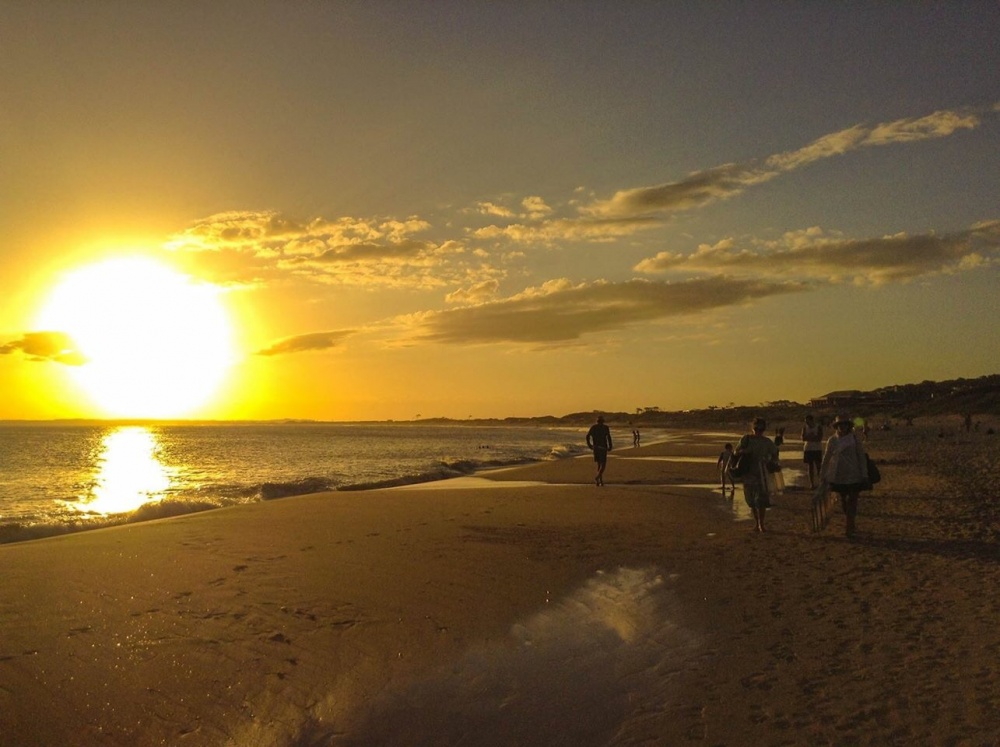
(1, 420, 998, 745)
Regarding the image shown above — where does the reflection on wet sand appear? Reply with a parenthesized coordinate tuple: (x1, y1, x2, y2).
(681, 465, 806, 523)
(333, 567, 700, 746)
(614, 455, 717, 463)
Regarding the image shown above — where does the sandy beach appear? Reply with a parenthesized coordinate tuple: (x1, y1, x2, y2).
(2, 420, 999, 746)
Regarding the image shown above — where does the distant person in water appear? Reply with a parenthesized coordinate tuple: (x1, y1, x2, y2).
(733, 417, 779, 532)
(801, 414, 824, 489)
(633, 429, 641, 448)
(586, 415, 613, 486)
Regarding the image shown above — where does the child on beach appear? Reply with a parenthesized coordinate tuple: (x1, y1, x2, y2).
(717, 443, 735, 493)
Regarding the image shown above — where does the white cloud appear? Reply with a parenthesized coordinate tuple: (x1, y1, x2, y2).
(445, 279, 501, 304)
(167, 211, 496, 290)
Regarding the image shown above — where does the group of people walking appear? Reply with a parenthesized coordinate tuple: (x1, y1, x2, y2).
(721, 414, 871, 536)
(587, 412, 872, 537)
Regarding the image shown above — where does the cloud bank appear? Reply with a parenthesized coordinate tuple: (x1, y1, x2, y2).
(157, 104, 998, 357)
(0, 331, 86, 365)
(400, 277, 808, 346)
(166, 211, 497, 291)
(635, 221, 1000, 284)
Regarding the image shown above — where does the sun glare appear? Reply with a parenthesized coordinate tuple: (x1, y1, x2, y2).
(36, 256, 237, 418)
(74, 427, 173, 515)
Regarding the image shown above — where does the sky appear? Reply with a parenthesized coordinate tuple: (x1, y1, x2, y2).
(1, 1, 998, 421)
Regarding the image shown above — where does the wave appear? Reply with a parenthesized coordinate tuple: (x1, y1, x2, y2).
(0, 439, 590, 545)
(338, 447, 587, 492)
(0, 498, 224, 544)
(260, 477, 337, 500)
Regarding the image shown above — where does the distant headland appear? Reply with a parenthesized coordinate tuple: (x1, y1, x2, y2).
(415, 373, 1000, 427)
(3, 374, 997, 428)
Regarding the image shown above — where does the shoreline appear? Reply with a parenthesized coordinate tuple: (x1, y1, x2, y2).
(1, 425, 998, 744)
(0, 426, 688, 547)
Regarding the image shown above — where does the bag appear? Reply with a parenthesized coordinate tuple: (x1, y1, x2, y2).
(866, 455, 881, 485)
(765, 465, 785, 496)
(728, 452, 750, 478)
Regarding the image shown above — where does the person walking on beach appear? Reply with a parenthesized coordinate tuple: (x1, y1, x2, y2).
(586, 415, 613, 486)
(717, 442, 735, 494)
(819, 414, 870, 538)
(801, 414, 824, 489)
(733, 417, 779, 532)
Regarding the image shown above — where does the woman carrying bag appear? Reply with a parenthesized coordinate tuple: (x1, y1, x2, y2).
(819, 415, 870, 537)
(731, 417, 780, 533)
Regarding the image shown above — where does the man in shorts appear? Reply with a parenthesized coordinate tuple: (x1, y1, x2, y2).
(801, 414, 824, 489)
(586, 415, 613, 486)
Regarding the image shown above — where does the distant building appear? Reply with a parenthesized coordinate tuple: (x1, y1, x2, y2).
(810, 389, 902, 409)
(810, 390, 864, 408)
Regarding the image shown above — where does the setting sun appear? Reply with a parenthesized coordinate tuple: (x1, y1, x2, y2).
(36, 257, 236, 418)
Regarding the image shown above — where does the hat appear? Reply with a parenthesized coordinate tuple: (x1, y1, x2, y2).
(833, 414, 854, 427)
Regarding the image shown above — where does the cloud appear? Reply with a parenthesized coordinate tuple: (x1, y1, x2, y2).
(476, 201, 515, 218)
(634, 220, 1000, 284)
(400, 277, 808, 346)
(166, 211, 496, 290)
(862, 109, 980, 146)
(255, 330, 356, 356)
(309, 238, 437, 264)
(521, 196, 553, 218)
(586, 107, 983, 219)
(465, 195, 663, 248)
(0, 331, 87, 365)
(445, 279, 501, 304)
(471, 216, 660, 245)
(475, 196, 552, 221)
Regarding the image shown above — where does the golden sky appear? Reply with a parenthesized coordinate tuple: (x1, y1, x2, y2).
(2, 3, 999, 420)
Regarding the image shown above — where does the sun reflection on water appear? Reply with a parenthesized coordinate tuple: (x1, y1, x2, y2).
(77, 427, 173, 515)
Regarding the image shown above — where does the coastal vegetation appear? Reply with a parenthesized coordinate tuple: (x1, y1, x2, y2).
(422, 373, 1000, 428)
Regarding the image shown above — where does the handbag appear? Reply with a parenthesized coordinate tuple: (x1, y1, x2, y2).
(728, 452, 750, 478)
(866, 455, 881, 485)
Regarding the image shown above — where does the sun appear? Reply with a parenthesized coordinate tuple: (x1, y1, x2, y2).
(36, 256, 237, 418)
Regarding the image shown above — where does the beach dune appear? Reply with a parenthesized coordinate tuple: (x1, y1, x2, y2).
(2, 425, 999, 745)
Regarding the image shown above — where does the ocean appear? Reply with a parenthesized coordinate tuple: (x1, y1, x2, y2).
(0, 421, 616, 544)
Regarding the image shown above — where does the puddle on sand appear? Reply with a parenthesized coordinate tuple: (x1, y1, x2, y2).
(679, 464, 805, 522)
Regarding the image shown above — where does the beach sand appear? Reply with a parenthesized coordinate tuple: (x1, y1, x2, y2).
(2, 422, 999, 745)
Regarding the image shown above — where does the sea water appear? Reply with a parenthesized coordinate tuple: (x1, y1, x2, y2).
(0, 421, 598, 544)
